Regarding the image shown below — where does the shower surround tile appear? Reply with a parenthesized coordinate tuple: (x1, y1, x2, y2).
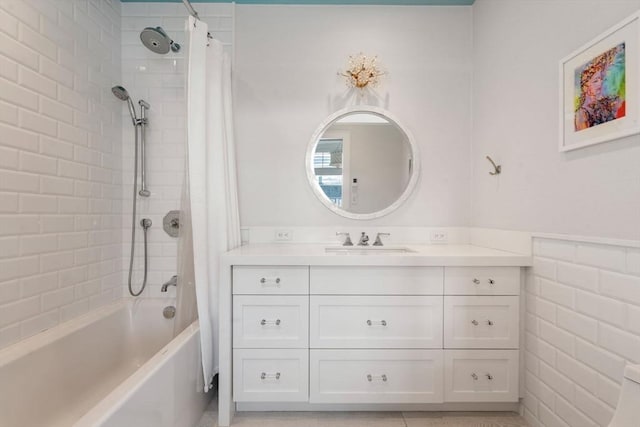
(120, 2, 233, 299)
(0, 0, 123, 350)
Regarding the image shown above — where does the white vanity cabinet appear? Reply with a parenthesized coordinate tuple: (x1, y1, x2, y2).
(231, 264, 522, 406)
(232, 266, 311, 402)
(443, 266, 520, 403)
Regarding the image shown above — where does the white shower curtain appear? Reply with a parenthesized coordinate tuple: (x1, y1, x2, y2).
(186, 16, 241, 392)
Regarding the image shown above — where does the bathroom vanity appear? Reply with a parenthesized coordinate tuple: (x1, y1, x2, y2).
(218, 243, 531, 426)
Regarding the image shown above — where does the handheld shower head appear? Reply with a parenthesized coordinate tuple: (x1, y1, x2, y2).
(111, 85, 138, 126)
(140, 27, 181, 54)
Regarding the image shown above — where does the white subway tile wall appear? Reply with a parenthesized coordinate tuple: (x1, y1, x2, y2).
(120, 3, 233, 298)
(0, 0, 123, 350)
(524, 237, 640, 427)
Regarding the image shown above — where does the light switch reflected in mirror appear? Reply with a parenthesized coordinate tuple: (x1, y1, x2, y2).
(306, 107, 420, 220)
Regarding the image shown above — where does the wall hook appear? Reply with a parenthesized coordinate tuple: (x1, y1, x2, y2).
(486, 156, 501, 175)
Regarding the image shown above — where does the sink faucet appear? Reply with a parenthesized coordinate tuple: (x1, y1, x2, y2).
(373, 233, 390, 246)
(336, 232, 353, 246)
(161, 275, 177, 292)
(358, 232, 369, 246)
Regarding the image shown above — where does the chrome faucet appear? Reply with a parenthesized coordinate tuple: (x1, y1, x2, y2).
(373, 233, 390, 246)
(336, 232, 353, 246)
(358, 232, 369, 246)
(161, 275, 177, 292)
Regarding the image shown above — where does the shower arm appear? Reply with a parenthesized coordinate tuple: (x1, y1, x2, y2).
(182, 0, 200, 20)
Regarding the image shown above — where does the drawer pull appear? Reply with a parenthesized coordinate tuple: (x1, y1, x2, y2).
(260, 372, 281, 380)
(260, 319, 281, 326)
(366, 319, 387, 326)
(486, 373, 493, 380)
(487, 320, 494, 326)
(259, 277, 281, 286)
(471, 320, 479, 326)
(472, 278, 480, 284)
(367, 374, 388, 382)
(471, 373, 478, 380)
(488, 279, 495, 285)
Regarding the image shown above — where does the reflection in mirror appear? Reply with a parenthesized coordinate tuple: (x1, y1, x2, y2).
(308, 110, 416, 218)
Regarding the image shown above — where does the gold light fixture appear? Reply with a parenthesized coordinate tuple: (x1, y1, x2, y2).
(339, 52, 385, 90)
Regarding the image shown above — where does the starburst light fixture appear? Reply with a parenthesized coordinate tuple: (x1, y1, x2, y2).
(339, 52, 385, 90)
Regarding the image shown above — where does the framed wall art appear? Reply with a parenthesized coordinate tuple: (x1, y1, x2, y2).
(559, 11, 640, 152)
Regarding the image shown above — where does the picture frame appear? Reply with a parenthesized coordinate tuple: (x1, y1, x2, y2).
(559, 11, 640, 152)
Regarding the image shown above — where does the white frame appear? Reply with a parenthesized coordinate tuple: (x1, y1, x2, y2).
(559, 11, 640, 152)
(305, 106, 420, 220)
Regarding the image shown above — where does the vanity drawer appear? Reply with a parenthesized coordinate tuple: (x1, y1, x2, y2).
(310, 266, 443, 295)
(233, 266, 309, 295)
(233, 349, 309, 402)
(444, 296, 519, 349)
(310, 295, 443, 348)
(233, 295, 308, 348)
(310, 349, 443, 403)
(444, 267, 520, 295)
(444, 350, 519, 402)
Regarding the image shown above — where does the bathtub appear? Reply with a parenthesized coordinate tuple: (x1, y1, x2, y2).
(0, 298, 212, 427)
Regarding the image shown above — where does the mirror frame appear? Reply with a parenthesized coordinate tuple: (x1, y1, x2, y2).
(305, 106, 420, 220)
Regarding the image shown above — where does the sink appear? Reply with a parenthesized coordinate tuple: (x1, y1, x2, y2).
(325, 246, 416, 255)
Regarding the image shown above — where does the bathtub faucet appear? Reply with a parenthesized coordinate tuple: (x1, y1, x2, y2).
(161, 275, 178, 292)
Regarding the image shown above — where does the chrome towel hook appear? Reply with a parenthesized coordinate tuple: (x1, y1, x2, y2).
(486, 156, 501, 175)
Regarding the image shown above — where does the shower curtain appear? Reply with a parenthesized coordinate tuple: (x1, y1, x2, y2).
(184, 16, 241, 392)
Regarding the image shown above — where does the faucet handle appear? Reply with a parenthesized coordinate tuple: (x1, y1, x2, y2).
(336, 232, 353, 246)
(373, 233, 390, 246)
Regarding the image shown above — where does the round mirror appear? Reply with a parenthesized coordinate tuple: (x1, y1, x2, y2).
(305, 107, 420, 220)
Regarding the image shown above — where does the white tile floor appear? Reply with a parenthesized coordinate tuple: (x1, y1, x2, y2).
(196, 396, 529, 427)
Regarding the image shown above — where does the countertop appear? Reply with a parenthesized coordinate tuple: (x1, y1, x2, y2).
(221, 244, 532, 266)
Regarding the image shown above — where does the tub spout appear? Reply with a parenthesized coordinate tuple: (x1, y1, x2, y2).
(161, 275, 177, 292)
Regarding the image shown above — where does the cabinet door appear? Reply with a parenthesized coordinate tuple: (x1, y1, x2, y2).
(233, 349, 309, 402)
(233, 266, 309, 295)
(310, 349, 443, 404)
(310, 295, 443, 348)
(233, 295, 308, 348)
(444, 267, 520, 295)
(310, 266, 443, 295)
(444, 350, 519, 402)
(444, 296, 519, 349)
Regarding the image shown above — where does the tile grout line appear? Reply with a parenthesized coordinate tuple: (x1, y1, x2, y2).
(400, 411, 408, 427)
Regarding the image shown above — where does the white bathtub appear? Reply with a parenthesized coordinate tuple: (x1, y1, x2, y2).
(0, 298, 212, 427)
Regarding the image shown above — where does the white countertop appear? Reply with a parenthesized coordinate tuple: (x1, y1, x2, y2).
(221, 244, 532, 266)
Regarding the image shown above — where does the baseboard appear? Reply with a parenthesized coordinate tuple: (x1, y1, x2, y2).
(235, 402, 521, 412)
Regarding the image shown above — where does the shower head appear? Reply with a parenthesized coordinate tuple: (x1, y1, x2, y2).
(140, 27, 181, 54)
(112, 85, 138, 127)
(111, 85, 129, 101)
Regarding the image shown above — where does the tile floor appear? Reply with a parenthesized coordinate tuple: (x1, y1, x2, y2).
(196, 397, 529, 427)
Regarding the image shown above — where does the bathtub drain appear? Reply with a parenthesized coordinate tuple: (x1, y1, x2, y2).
(163, 306, 176, 319)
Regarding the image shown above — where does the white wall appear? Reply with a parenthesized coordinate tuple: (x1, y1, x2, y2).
(234, 5, 473, 227)
(471, 0, 640, 240)
(120, 2, 233, 297)
(0, 0, 122, 350)
(524, 237, 640, 427)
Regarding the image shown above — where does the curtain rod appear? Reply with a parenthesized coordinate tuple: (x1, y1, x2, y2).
(182, 0, 200, 20)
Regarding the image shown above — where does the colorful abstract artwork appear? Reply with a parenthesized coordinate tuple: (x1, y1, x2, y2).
(574, 43, 626, 131)
(560, 11, 640, 151)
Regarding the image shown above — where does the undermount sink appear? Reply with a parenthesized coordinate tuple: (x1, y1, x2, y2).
(325, 246, 417, 254)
